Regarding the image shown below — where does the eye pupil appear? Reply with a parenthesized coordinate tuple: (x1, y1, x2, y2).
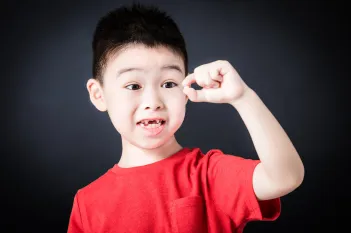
(126, 84, 140, 90)
(126, 82, 177, 90)
(164, 82, 177, 88)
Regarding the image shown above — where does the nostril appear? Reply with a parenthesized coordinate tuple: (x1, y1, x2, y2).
(144, 105, 162, 110)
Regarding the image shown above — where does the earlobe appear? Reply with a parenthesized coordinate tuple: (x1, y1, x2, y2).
(86, 78, 107, 112)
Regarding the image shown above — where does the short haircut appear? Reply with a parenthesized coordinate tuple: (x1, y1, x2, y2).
(92, 3, 188, 85)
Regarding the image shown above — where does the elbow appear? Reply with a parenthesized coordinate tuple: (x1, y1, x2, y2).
(287, 162, 305, 191)
(274, 172, 304, 197)
(296, 164, 305, 188)
(278, 163, 305, 195)
(295, 157, 305, 186)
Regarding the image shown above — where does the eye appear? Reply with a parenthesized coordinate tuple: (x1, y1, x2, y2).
(125, 84, 141, 90)
(162, 81, 178, 88)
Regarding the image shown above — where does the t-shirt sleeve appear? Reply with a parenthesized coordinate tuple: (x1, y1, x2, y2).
(67, 192, 85, 233)
(206, 150, 281, 228)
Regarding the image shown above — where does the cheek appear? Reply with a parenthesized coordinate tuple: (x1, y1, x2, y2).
(165, 90, 187, 121)
(105, 93, 137, 126)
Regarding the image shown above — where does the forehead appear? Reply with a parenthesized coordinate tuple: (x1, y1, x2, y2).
(106, 44, 185, 73)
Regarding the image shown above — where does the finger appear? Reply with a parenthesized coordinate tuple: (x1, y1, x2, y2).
(208, 80, 221, 88)
(211, 60, 233, 77)
(183, 72, 217, 88)
(194, 68, 212, 88)
(198, 66, 221, 88)
(209, 64, 224, 82)
(202, 75, 221, 88)
(183, 86, 207, 102)
(182, 73, 196, 87)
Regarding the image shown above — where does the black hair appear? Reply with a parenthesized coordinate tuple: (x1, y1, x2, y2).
(92, 3, 188, 85)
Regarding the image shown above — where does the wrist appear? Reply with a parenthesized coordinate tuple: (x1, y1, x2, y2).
(229, 88, 257, 109)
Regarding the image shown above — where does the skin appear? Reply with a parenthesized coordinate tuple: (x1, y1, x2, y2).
(87, 44, 188, 168)
(87, 44, 305, 201)
(182, 60, 305, 200)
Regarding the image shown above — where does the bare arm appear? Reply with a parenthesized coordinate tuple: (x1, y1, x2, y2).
(231, 88, 304, 200)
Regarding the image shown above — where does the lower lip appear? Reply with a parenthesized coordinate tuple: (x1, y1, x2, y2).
(137, 122, 166, 136)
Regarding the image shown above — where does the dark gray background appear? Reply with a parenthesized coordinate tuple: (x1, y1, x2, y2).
(2, 0, 349, 232)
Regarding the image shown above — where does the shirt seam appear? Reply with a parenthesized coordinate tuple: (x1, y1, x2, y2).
(76, 190, 86, 233)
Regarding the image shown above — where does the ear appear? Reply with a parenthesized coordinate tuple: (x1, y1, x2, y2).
(86, 78, 107, 112)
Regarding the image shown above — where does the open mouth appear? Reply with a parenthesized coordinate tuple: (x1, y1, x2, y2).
(137, 119, 166, 128)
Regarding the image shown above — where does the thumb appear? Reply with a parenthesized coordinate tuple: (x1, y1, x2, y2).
(183, 86, 207, 102)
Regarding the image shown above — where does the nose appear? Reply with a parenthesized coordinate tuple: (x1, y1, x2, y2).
(141, 87, 164, 111)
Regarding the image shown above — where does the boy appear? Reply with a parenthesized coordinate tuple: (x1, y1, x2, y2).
(67, 3, 304, 233)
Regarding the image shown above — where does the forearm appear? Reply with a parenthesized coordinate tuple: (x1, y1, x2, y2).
(231, 88, 304, 186)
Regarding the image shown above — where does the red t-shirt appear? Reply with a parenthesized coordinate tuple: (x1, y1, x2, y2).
(67, 147, 280, 233)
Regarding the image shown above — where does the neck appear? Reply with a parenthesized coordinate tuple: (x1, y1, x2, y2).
(118, 136, 183, 168)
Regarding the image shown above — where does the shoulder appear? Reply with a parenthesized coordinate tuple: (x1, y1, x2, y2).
(184, 147, 259, 174)
(186, 147, 257, 165)
(75, 168, 116, 203)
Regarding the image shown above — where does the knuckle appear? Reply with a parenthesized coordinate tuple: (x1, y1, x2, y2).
(198, 79, 205, 86)
(219, 60, 228, 65)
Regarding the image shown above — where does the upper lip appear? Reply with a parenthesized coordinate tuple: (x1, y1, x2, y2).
(137, 117, 166, 124)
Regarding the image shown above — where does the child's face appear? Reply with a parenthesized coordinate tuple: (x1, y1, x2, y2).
(88, 44, 187, 149)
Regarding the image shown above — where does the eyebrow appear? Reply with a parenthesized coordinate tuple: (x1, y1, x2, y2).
(116, 64, 183, 77)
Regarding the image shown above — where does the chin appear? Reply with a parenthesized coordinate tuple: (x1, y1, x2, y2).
(135, 138, 168, 150)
